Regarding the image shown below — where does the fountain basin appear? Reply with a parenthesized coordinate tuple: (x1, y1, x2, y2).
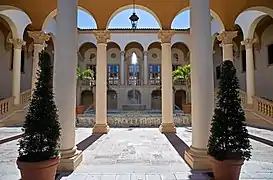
(122, 104, 146, 111)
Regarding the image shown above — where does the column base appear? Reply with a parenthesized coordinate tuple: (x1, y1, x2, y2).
(159, 123, 176, 133)
(184, 146, 211, 171)
(58, 149, 83, 171)
(92, 123, 110, 134)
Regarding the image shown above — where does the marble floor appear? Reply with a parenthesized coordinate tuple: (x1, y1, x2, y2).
(0, 127, 273, 180)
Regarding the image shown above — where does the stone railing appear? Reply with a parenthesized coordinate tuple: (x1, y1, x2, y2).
(237, 89, 247, 106)
(0, 96, 15, 119)
(20, 90, 31, 105)
(253, 96, 273, 120)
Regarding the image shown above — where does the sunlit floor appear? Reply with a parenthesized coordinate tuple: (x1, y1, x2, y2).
(0, 127, 273, 180)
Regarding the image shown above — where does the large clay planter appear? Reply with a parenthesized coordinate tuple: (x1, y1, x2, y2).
(76, 105, 85, 114)
(182, 104, 191, 114)
(209, 156, 244, 180)
(17, 157, 60, 180)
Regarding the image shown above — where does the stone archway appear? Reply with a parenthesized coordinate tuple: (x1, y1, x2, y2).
(107, 89, 118, 110)
(151, 90, 161, 109)
(81, 90, 94, 109)
(175, 90, 186, 110)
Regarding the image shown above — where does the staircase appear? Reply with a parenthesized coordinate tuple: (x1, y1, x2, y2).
(0, 90, 31, 127)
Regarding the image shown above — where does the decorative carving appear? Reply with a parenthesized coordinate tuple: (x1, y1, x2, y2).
(8, 38, 26, 50)
(217, 31, 238, 45)
(152, 53, 157, 58)
(93, 30, 110, 44)
(241, 38, 258, 49)
(158, 30, 174, 43)
(28, 31, 50, 45)
(5, 32, 12, 51)
(111, 53, 116, 59)
(143, 51, 148, 56)
(120, 51, 125, 56)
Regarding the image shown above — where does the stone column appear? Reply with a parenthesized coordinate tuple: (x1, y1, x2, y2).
(143, 51, 148, 85)
(93, 30, 110, 134)
(241, 38, 257, 104)
(54, 0, 82, 171)
(9, 38, 25, 105)
(158, 30, 176, 133)
(120, 51, 125, 85)
(184, 0, 214, 170)
(28, 31, 50, 95)
(217, 31, 237, 61)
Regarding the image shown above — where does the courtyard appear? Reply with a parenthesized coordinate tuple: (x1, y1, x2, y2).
(1, 126, 273, 180)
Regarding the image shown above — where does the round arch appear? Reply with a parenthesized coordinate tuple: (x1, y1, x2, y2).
(124, 41, 144, 52)
(78, 42, 97, 58)
(171, 7, 225, 31)
(106, 4, 162, 29)
(235, 7, 273, 39)
(0, 5, 32, 39)
(42, 6, 98, 31)
(107, 41, 121, 51)
(147, 41, 161, 50)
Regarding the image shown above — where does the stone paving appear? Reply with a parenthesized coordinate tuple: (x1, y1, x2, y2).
(0, 127, 273, 180)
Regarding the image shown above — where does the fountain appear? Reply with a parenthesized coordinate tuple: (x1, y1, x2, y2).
(122, 52, 146, 111)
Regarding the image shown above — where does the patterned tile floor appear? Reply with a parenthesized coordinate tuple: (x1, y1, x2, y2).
(0, 127, 273, 180)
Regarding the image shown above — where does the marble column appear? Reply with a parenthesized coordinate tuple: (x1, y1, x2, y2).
(158, 30, 176, 133)
(184, 0, 214, 170)
(28, 31, 50, 95)
(143, 51, 148, 85)
(93, 30, 110, 134)
(120, 51, 125, 85)
(54, 0, 82, 171)
(217, 31, 237, 61)
(241, 38, 257, 104)
(9, 38, 25, 105)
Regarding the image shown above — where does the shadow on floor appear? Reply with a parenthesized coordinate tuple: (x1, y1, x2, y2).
(55, 133, 103, 180)
(249, 134, 273, 147)
(164, 133, 213, 180)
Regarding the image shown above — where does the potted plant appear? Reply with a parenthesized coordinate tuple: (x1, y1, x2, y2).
(76, 67, 94, 114)
(172, 64, 191, 113)
(207, 60, 252, 180)
(17, 51, 61, 180)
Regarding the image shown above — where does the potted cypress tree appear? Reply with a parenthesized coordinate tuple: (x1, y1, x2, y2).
(76, 67, 94, 114)
(172, 64, 191, 113)
(207, 60, 251, 180)
(17, 51, 61, 180)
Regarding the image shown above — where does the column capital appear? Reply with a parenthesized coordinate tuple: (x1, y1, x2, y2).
(93, 30, 110, 44)
(120, 50, 125, 56)
(28, 31, 50, 45)
(158, 30, 175, 43)
(143, 50, 148, 56)
(9, 38, 26, 50)
(217, 31, 238, 45)
(241, 38, 258, 49)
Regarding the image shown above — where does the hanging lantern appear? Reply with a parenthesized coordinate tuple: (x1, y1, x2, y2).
(129, 0, 139, 30)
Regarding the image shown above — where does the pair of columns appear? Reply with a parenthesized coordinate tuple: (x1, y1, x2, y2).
(119, 50, 149, 85)
(8, 32, 49, 105)
(217, 31, 256, 104)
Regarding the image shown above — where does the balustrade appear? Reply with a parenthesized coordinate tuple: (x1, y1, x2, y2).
(20, 90, 31, 105)
(253, 96, 273, 119)
(0, 96, 15, 119)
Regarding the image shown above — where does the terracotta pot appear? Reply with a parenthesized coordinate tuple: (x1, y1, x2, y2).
(76, 105, 85, 114)
(17, 156, 60, 180)
(209, 156, 244, 180)
(182, 104, 191, 114)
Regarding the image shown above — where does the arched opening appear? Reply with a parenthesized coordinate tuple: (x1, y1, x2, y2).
(81, 90, 94, 109)
(127, 89, 141, 104)
(107, 89, 117, 110)
(212, 33, 223, 88)
(171, 8, 225, 31)
(147, 42, 161, 85)
(107, 5, 161, 29)
(42, 7, 97, 34)
(151, 90, 161, 110)
(124, 42, 144, 86)
(78, 42, 97, 80)
(175, 90, 186, 110)
(107, 42, 121, 85)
